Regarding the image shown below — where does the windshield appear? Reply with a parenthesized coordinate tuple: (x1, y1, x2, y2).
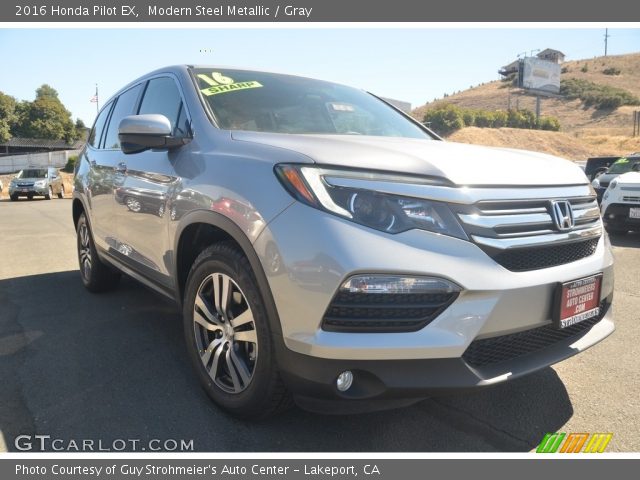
(193, 68, 430, 139)
(607, 158, 639, 174)
(18, 169, 47, 178)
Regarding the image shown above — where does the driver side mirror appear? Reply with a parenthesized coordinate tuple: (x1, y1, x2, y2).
(118, 114, 189, 155)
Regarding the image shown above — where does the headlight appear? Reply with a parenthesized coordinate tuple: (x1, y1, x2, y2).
(591, 178, 601, 188)
(275, 164, 468, 240)
(34, 180, 46, 188)
(609, 179, 618, 190)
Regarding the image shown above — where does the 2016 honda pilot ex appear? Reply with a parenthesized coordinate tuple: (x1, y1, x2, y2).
(72, 65, 614, 418)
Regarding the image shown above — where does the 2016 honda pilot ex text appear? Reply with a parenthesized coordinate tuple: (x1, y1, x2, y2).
(73, 66, 614, 418)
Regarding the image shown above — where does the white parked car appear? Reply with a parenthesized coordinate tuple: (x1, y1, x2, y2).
(601, 171, 640, 235)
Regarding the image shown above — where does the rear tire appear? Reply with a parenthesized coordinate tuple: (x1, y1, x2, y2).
(76, 213, 121, 292)
(183, 242, 292, 419)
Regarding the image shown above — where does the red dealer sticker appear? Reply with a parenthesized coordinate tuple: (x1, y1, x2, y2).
(555, 274, 603, 329)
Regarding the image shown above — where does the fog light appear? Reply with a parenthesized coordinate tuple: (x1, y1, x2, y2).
(336, 371, 353, 392)
(340, 275, 460, 294)
(609, 214, 615, 219)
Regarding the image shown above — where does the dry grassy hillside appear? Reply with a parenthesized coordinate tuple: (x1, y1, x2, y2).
(448, 127, 640, 161)
(413, 52, 640, 137)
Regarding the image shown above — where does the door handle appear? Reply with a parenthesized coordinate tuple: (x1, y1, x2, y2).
(115, 162, 127, 173)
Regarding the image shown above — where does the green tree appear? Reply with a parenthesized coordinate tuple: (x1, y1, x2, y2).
(35, 84, 60, 100)
(72, 118, 87, 141)
(12, 85, 77, 141)
(0, 91, 17, 143)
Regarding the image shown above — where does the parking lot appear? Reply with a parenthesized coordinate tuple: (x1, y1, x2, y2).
(0, 198, 638, 452)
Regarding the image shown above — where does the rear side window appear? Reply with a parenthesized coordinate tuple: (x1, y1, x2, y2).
(103, 84, 143, 150)
(88, 102, 113, 148)
(138, 77, 184, 134)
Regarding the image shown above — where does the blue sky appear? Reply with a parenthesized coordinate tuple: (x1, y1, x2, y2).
(1, 27, 638, 125)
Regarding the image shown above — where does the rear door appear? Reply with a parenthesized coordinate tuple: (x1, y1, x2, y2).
(84, 101, 114, 250)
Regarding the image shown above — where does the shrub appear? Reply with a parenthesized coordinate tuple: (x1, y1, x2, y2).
(561, 66, 570, 74)
(422, 104, 464, 136)
(539, 117, 561, 131)
(602, 67, 621, 76)
(492, 111, 508, 128)
(423, 105, 561, 135)
(462, 110, 476, 126)
(474, 110, 494, 128)
(581, 64, 589, 73)
(560, 78, 640, 110)
(63, 155, 78, 173)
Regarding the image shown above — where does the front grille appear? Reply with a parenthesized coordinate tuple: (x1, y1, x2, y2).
(493, 237, 599, 272)
(17, 182, 34, 187)
(322, 291, 458, 333)
(456, 195, 602, 272)
(462, 302, 607, 368)
(623, 196, 640, 202)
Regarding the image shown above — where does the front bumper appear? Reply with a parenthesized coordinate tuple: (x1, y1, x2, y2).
(603, 203, 640, 230)
(9, 186, 48, 197)
(275, 300, 613, 412)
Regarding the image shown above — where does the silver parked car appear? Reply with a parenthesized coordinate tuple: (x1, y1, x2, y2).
(73, 66, 614, 418)
(9, 166, 65, 201)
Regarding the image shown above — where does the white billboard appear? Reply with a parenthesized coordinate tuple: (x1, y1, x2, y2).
(519, 57, 561, 94)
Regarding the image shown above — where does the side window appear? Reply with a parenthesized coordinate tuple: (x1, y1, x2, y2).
(88, 102, 113, 148)
(103, 84, 143, 150)
(138, 77, 187, 136)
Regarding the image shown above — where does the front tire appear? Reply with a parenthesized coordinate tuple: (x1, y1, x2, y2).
(45, 186, 52, 200)
(76, 213, 121, 292)
(183, 243, 291, 419)
(57, 184, 65, 199)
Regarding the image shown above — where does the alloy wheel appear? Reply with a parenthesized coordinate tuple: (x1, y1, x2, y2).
(78, 222, 92, 280)
(193, 273, 258, 394)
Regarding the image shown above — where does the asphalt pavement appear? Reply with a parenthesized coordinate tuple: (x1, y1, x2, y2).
(0, 198, 638, 452)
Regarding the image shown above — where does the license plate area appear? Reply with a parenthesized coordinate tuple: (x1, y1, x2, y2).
(553, 274, 602, 329)
(629, 207, 640, 219)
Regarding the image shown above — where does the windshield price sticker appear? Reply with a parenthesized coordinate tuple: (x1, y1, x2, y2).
(198, 72, 263, 96)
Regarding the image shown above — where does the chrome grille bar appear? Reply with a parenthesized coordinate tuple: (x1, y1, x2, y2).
(457, 196, 602, 250)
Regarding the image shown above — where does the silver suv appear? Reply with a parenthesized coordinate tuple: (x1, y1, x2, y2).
(9, 166, 65, 201)
(73, 66, 614, 418)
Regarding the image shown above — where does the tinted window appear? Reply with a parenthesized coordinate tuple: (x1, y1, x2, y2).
(88, 102, 113, 148)
(138, 77, 184, 134)
(103, 84, 143, 150)
(193, 68, 430, 139)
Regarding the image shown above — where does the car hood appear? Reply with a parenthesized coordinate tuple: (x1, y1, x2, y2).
(231, 131, 587, 186)
(596, 173, 619, 185)
(613, 172, 640, 185)
(13, 177, 46, 183)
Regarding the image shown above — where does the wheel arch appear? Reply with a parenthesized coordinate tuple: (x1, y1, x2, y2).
(72, 196, 87, 229)
(174, 210, 283, 337)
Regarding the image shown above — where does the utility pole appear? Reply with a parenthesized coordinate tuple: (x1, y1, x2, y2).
(604, 28, 610, 56)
